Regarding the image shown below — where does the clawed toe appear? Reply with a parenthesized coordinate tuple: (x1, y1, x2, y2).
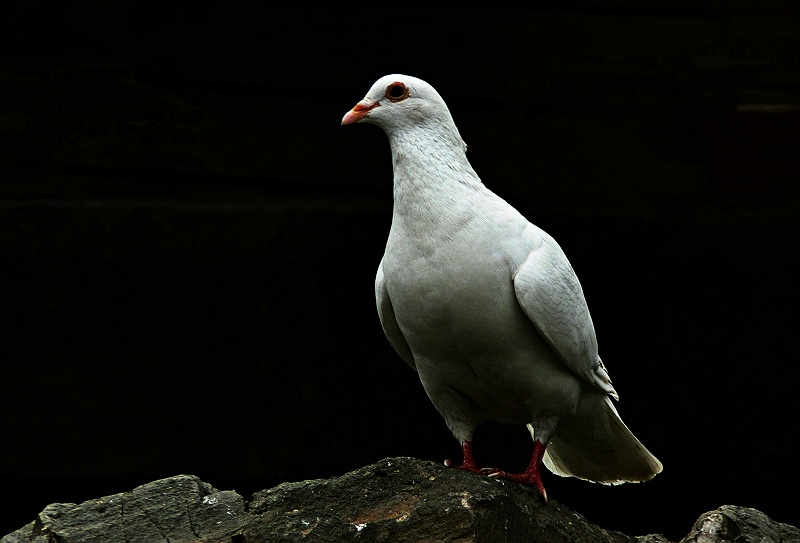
(480, 469, 548, 502)
(444, 462, 548, 501)
(444, 459, 483, 474)
(444, 440, 547, 501)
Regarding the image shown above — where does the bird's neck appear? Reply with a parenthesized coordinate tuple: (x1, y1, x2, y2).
(387, 127, 481, 204)
(386, 127, 484, 236)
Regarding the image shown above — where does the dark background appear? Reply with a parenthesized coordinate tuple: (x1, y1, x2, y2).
(2, 1, 799, 540)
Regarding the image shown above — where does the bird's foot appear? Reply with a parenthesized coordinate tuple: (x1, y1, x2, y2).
(487, 468, 548, 503)
(485, 439, 549, 502)
(443, 457, 483, 474)
(444, 439, 548, 502)
(443, 439, 483, 474)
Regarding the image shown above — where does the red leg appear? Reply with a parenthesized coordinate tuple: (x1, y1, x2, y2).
(444, 439, 482, 474)
(488, 440, 548, 502)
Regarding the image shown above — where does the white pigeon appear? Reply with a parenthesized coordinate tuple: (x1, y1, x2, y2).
(342, 74, 662, 501)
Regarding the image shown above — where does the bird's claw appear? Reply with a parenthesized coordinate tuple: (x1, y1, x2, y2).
(444, 459, 484, 475)
(482, 469, 548, 503)
(445, 458, 548, 502)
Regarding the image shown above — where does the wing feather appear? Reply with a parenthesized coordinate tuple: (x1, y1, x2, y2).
(376, 260, 416, 370)
(512, 232, 617, 399)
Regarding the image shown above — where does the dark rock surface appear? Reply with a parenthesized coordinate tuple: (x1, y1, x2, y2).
(2, 457, 796, 543)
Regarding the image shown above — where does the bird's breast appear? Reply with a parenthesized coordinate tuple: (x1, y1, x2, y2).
(381, 212, 581, 422)
(383, 216, 523, 353)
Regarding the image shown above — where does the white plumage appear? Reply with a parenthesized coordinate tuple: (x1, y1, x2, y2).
(342, 74, 662, 500)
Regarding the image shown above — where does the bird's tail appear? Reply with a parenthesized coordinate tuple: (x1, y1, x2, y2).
(540, 391, 663, 484)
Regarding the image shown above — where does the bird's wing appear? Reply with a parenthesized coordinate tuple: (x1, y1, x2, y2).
(512, 232, 618, 399)
(376, 259, 416, 370)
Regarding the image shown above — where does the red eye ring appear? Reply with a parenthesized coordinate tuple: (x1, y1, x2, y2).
(385, 82, 410, 103)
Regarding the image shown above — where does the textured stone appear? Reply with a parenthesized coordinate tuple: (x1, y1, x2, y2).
(680, 505, 799, 543)
(2, 458, 796, 543)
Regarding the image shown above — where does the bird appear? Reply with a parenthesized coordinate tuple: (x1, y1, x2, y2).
(341, 74, 662, 501)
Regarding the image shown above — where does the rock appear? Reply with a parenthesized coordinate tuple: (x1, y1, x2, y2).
(1, 474, 247, 543)
(681, 505, 799, 543)
(2, 457, 796, 543)
(244, 457, 646, 543)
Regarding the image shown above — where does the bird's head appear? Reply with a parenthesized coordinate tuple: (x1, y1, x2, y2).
(341, 74, 466, 152)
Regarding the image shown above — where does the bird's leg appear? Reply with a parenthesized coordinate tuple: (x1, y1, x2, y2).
(444, 439, 482, 474)
(487, 439, 548, 502)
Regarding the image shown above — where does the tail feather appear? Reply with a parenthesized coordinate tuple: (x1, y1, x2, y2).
(541, 392, 662, 484)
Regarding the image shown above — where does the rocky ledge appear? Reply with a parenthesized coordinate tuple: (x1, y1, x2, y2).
(2, 457, 796, 543)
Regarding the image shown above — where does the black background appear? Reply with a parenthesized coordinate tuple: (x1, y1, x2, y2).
(2, 2, 799, 540)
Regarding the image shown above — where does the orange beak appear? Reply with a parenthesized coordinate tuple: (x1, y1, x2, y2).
(341, 99, 379, 125)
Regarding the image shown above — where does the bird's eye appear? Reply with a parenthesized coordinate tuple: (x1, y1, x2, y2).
(385, 82, 409, 103)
